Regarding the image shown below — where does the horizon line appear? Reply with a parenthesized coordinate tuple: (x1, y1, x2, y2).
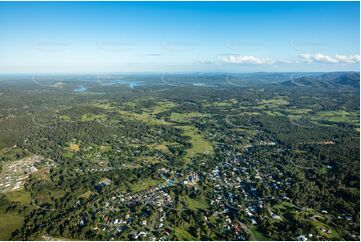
(0, 70, 359, 76)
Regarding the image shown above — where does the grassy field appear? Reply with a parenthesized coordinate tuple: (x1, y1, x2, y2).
(285, 108, 313, 114)
(170, 112, 205, 123)
(259, 96, 289, 104)
(184, 196, 208, 210)
(150, 143, 170, 153)
(63, 151, 74, 158)
(310, 219, 341, 240)
(311, 110, 359, 125)
(249, 226, 271, 241)
(5, 190, 31, 204)
(264, 111, 284, 117)
(91, 102, 114, 110)
(256, 97, 289, 109)
(231, 126, 260, 136)
(173, 223, 195, 240)
(33, 188, 66, 205)
(81, 114, 106, 122)
(202, 99, 238, 108)
(99, 145, 111, 153)
(151, 101, 177, 114)
(115, 109, 213, 161)
(135, 156, 162, 165)
(211, 101, 234, 107)
(59, 115, 71, 121)
(0, 213, 24, 240)
(130, 178, 163, 193)
(118, 110, 169, 126)
(178, 126, 213, 160)
(79, 191, 93, 199)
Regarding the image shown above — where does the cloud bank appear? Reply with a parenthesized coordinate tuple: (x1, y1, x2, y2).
(218, 53, 360, 66)
(219, 55, 273, 64)
(299, 53, 360, 64)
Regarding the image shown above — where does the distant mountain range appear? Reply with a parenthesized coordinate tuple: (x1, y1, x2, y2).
(282, 72, 360, 88)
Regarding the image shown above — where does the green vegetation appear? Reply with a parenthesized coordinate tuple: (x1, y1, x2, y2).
(311, 110, 359, 125)
(0, 73, 358, 241)
(174, 225, 195, 240)
(4, 191, 31, 204)
(151, 101, 177, 114)
(81, 113, 105, 122)
(184, 196, 208, 210)
(178, 126, 213, 160)
(0, 213, 24, 240)
(249, 226, 271, 241)
(79, 191, 93, 199)
(59, 115, 72, 121)
(130, 178, 163, 193)
(170, 112, 205, 123)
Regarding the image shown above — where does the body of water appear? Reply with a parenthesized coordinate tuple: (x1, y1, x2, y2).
(102, 79, 143, 88)
(192, 83, 214, 87)
(73, 80, 143, 93)
(73, 86, 88, 93)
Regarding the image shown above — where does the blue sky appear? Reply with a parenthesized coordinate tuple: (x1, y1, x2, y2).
(0, 1, 359, 73)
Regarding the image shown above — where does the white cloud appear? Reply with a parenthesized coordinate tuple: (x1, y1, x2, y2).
(335, 54, 360, 63)
(219, 53, 360, 66)
(299, 53, 360, 64)
(220, 55, 273, 64)
(275, 59, 294, 64)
